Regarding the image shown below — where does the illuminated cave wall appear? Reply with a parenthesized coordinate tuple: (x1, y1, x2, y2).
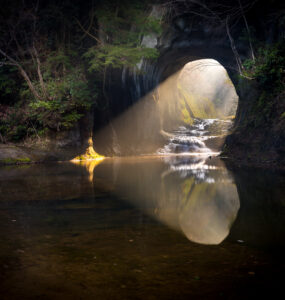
(93, 10, 246, 156)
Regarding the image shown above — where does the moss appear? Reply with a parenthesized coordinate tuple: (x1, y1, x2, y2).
(257, 92, 266, 109)
(181, 107, 193, 125)
(72, 151, 104, 161)
(73, 155, 101, 161)
(71, 137, 104, 161)
(177, 83, 218, 124)
(0, 157, 31, 165)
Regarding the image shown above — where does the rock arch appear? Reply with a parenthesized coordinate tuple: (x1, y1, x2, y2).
(93, 11, 250, 156)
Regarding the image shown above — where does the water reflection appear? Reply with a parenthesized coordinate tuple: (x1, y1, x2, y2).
(0, 159, 284, 299)
(0, 156, 239, 245)
(91, 155, 240, 245)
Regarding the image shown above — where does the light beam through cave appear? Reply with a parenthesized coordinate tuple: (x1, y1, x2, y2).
(93, 59, 238, 157)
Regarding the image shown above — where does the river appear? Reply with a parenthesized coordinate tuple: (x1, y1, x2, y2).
(0, 120, 284, 299)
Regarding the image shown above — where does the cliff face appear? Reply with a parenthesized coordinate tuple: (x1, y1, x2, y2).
(95, 3, 241, 155)
(222, 0, 285, 166)
(2, 1, 283, 165)
(96, 0, 284, 165)
(225, 81, 285, 166)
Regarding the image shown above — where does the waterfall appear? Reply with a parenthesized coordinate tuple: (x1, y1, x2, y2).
(158, 118, 232, 155)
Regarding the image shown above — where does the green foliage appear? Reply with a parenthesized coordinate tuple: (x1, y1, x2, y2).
(0, 0, 162, 143)
(85, 45, 158, 71)
(0, 50, 94, 141)
(28, 59, 93, 130)
(0, 1, 99, 142)
(243, 43, 285, 92)
(96, 0, 162, 40)
(84, 0, 161, 72)
(242, 42, 285, 129)
(177, 83, 218, 125)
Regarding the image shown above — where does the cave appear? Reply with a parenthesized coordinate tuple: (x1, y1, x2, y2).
(90, 2, 284, 164)
(1, 1, 284, 298)
(93, 12, 242, 156)
(157, 58, 238, 155)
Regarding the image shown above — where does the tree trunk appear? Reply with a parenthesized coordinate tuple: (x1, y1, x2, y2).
(238, 0, 255, 61)
(226, 16, 244, 74)
(33, 45, 49, 99)
(0, 48, 43, 100)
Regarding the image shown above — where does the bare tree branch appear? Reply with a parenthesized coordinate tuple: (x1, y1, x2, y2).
(225, 16, 243, 75)
(0, 48, 43, 100)
(238, 0, 255, 61)
(74, 17, 102, 44)
(33, 44, 49, 99)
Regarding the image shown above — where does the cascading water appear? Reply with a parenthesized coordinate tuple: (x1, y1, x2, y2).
(157, 118, 232, 155)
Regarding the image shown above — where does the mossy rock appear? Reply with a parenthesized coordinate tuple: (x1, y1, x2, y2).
(0, 157, 31, 165)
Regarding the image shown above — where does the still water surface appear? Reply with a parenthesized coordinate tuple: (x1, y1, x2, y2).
(0, 156, 284, 299)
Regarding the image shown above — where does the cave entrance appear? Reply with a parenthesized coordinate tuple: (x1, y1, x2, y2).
(157, 59, 238, 154)
(93, 58, 239, 156)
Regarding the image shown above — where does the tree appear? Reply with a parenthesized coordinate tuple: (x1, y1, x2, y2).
(0, 0, 94, 139)
(82, 0, 161, 93)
